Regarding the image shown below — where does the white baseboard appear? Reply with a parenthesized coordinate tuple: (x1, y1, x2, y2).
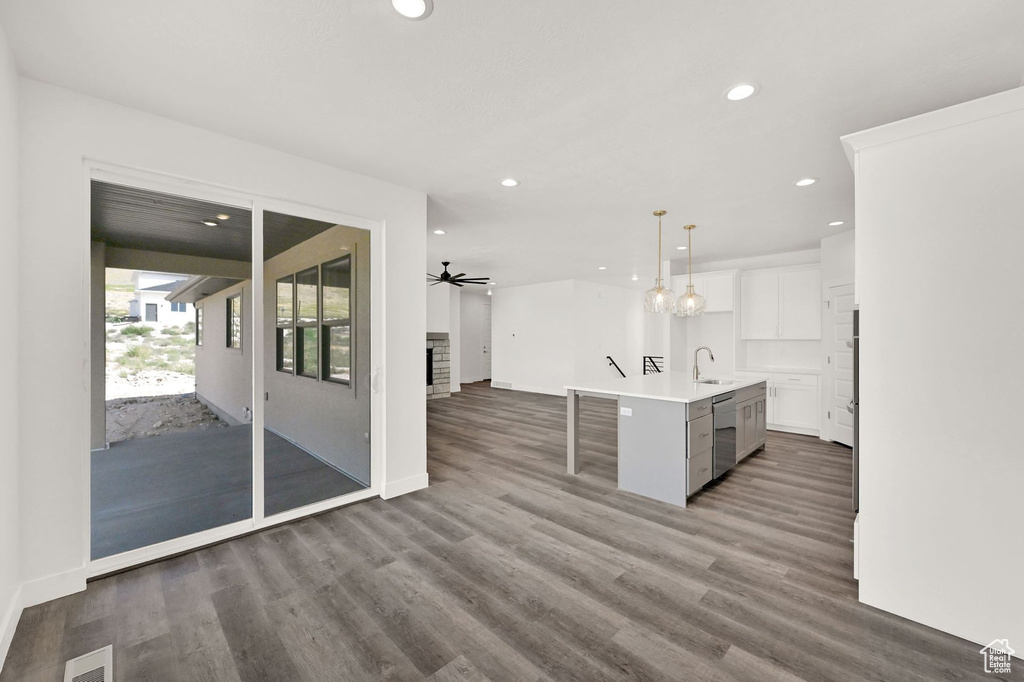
(381, 472, 429, 499)
(0, 584, 23, 675)
(20, 566, 87, 609)
(768, 424, 820, 437)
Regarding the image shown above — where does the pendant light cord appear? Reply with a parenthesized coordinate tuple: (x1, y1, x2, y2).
(657, 213, 663, 287)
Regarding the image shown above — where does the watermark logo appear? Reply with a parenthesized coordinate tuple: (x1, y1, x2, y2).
(980, 639, 1014, 675)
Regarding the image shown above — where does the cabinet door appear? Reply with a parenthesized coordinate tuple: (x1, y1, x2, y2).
(755, 398, 766, 445)
(738, 400, 757, 460)
(740, 272, 779, 339)
(779, 269, 821, 339)
(773, 384, 819, 429)
(735, 400, 749, 458)
(704, 273, 734, 313)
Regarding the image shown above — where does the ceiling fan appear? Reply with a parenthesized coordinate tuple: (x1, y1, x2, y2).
(427, 261, 489, 287)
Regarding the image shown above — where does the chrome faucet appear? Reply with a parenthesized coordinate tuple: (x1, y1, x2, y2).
(693, 346, 715, 381)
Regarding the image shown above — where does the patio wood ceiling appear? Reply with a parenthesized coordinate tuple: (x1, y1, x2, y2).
(91, 182, 338, 262)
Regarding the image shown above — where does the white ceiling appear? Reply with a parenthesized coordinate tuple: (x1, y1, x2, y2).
(3, 1, 1023, 290)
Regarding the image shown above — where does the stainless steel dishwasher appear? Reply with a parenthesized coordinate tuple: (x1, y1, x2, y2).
(712, 393, 737, 479)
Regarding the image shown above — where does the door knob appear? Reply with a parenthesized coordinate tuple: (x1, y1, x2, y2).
(846, 399, 854, 414)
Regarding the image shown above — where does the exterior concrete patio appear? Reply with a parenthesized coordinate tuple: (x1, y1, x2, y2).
(91, 425, 366, 559)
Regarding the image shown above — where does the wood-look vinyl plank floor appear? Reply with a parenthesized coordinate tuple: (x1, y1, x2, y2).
(1, 381, 1008, 681)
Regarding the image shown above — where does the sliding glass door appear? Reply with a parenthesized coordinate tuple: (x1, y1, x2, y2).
(88, 170, 379, 574)
(262, 210, 372, 516)
(90, 180, 254, 561)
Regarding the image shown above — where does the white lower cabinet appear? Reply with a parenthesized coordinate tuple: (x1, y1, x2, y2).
(735, 370, 819, 435)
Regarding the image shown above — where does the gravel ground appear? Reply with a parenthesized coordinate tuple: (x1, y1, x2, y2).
(106, 393, 227, 443)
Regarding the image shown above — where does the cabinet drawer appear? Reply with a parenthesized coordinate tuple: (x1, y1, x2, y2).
(773, 373, 818, 387)
(687, 449, 713, 496)
(687, 399, 712, 421)
(736, 382, 767, 403)
(687, 413, 714, 457)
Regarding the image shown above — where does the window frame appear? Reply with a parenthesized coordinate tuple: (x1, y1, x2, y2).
(226, 293, 242, 351)
(320, 254, 352, 386)
(195, 305, 203, 346)
(294, 266, 319, 379)
(275, 275, 295, 374)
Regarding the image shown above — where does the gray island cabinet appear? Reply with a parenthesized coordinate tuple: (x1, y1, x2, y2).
(566, 373, 767, 508)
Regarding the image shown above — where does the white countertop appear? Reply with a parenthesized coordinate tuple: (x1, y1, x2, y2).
(566, 372, 766, 404)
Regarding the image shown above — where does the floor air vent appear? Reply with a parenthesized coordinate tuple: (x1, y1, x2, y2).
(64, 645, 112, 682)
(492, 380, 512, 389)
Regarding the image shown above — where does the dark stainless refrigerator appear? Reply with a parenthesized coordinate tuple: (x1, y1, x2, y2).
(852, 308, 859, 512)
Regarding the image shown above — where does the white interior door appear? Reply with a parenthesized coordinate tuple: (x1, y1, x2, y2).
(824, 284, 855, 446)
(482, 299, 492, 379)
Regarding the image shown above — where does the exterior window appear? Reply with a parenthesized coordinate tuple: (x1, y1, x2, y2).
(276, 275, 294, 373)
(196, 306, 203, 346)
(226, 294, 242, 349)
(171, 302, 187, 312)
(295, 267, 318, 378)
(321, 256, 351, 384)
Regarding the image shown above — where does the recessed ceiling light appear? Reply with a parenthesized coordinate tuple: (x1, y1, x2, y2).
(598, 266, 607, 270)
(631, 275, 639, 281)
(676, 246, 687, 250)
(216, 214, 231, 221)
(829, 221, 845, 227)
(488, 281, 496, 285)
(392, 0, 432, 20)
(500, 178, 519, 187)
(201, 219, 218, 227)
(795, 178, 817, 187)
(724, 83, 758, 101)
(487, 289, 492, 296)
(433, 229, 446, 234)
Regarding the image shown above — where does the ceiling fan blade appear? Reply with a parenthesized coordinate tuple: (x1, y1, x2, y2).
(451, 273, 466, 279)
(426, 273, 440, 278)
(454, 278, 489, 282)
(458, 281, 487, 285)
(430, 281, 443, 286)
(452, 281, 464, 287)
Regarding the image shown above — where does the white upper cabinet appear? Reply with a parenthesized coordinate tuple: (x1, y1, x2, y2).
(779, 269, 822, 339)
(672, 271, 735, 313)
(740, 272, 780, 338)
(740, 266, 821, 340)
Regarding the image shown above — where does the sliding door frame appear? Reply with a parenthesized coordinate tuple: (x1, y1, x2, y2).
(84, 162, 385, 577)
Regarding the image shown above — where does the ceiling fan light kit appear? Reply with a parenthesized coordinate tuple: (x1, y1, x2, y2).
(426, 261, 489, 287)
(676, 224, 706, 317)
(643, 210, 677, 314)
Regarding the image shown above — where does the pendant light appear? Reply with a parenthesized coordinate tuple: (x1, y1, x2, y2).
(643, 210, 676, 314)
(676, 224, 706, 316)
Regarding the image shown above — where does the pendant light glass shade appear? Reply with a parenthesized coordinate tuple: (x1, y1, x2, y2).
(644, 279, 676, 313)
(677, 284, 706, 316)
(644, 210, 676, 313)
(676, 224, 706, 317)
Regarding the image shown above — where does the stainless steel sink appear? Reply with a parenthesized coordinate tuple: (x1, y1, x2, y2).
(698, 379, 737, 385)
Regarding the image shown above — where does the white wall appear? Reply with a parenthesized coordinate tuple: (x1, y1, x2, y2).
(448, 286, 461, 391)
(194, 282, 252, 424)
(844, 88, 1024, 648)
(492, 280, 575, 395)
(573, 280, 644, 382)
(0, 18, 20, 669)
(821, 229, 855, 288)
(460, 294, 491, 383)
(492, 280, 643, 395)
(426, 283, 450, 333)
(16, 78, 427, 605)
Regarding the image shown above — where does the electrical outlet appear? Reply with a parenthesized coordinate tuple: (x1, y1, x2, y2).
(620, 407, 632, 417)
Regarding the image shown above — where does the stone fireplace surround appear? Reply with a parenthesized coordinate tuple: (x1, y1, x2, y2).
(427, 333, 450, 399)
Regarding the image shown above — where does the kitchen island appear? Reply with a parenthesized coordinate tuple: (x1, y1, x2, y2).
(566, 373, 767, 507)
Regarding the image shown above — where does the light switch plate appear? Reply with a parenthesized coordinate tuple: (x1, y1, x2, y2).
(620, 407, 632, 417)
